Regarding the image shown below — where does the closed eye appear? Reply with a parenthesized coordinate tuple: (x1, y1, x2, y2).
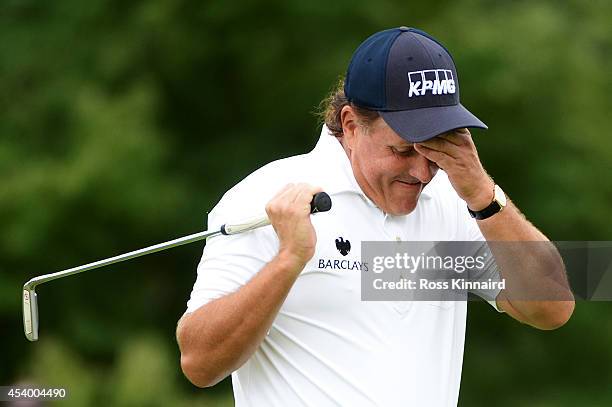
(389, 146, 415, 157)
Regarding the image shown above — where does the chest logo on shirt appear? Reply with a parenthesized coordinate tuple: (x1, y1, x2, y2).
(311, 236, 367, 272)
(335, 237, 351, 256)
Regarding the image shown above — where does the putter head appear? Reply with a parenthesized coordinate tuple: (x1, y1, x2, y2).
(23, 283, 39, 341)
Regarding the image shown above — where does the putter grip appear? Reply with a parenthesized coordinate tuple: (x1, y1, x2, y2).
(221, 192, 332, 235)
(310, 192, 332, 213)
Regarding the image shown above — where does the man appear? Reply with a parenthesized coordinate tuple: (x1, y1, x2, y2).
(176, 27, 574, 406)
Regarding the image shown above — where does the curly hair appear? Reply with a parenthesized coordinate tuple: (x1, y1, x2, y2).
(316, 77, 380, 137)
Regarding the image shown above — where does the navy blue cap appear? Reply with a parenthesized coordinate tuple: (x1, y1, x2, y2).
(344, 27, 487, 142)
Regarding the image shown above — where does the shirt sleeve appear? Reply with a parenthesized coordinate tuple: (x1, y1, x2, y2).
(185, 199, 279, 314)
(455, 198, 505, 313)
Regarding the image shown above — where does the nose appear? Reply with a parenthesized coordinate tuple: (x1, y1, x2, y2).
(409, 153, 438, 183)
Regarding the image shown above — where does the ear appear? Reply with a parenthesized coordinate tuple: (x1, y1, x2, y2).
(340, 105, 359, 150)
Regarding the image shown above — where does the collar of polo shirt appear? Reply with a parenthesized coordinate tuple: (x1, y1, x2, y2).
(310, 125, 433, 209)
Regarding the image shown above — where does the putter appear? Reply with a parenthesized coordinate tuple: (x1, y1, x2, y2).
(23, 192, 332, 342)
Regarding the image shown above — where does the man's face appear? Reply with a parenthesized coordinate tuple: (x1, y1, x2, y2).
(342, 110, 439, 216)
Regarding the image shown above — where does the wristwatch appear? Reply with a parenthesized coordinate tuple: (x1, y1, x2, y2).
(468, 184, 507, 220)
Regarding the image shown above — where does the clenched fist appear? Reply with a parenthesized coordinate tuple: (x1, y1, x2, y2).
(266, 183, 323, 269)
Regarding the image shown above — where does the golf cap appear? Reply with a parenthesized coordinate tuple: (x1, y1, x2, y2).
(344, 27, 487, 142)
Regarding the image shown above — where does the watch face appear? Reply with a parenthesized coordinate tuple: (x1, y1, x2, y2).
(494, 184, 507, 207)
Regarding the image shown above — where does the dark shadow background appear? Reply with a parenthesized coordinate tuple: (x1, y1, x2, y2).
(1, 0, 611, 405)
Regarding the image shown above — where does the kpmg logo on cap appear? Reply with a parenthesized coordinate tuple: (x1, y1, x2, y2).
(408, 69, 456, 97)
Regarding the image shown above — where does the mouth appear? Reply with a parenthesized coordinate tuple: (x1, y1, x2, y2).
(395, 180, 422, 190)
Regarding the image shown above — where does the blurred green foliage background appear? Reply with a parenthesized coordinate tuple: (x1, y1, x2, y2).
(1, 0, 611, 405)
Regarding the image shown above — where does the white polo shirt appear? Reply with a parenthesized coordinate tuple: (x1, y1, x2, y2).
(186, 125, 502, 407)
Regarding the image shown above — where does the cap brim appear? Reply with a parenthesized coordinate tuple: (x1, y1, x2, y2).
(379, 104, 487, 142)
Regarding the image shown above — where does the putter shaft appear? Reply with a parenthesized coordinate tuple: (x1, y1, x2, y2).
(24, 229, 220, 290)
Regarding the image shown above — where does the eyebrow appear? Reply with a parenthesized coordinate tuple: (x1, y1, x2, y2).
(390, 143, 415, 151)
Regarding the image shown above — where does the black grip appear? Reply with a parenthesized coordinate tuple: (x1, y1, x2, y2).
(310, 192, 332, 214)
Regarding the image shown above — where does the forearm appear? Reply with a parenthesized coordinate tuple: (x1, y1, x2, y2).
(414, 130, 574, 328)
(476, 200, 574, 329)
(475, 200, 546, 241)
(177, 251, 304, 387)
